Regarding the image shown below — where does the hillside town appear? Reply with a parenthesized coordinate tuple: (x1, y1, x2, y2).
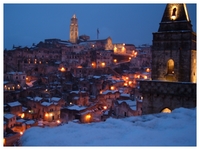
(4, 3, 197, 146)
(3, 14, 152, 146)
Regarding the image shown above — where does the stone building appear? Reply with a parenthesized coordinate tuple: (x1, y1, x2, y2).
(139, 3, 196, 115)
(151, 4, 196, 82)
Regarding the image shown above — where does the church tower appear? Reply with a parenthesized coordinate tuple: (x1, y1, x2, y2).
(69, 14, 78, 43)
(151, 4, 196, 83)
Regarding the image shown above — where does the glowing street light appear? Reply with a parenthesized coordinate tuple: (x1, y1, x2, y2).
(146, 68, 150, 72)
(110, 86, 115, 90)
(101, 62, 105, 67)
(60, 67, 66, 72)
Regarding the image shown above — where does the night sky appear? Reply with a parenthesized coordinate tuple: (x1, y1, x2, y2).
(3, 3, 196, 50)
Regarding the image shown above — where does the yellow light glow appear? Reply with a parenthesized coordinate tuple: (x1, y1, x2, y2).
(171, 6, 177, 20)
(126, 77, 129, 80)
(57, 120, 60, 123)
(114, 59, 117, 63)
(162, 108, 171, 113)
(60, 67, 66, 72)
(124, 83, 128, 86)
(137, 75, 140, 78)
(100, 90, 103, 94)
(3, 138, 5, 145)
(45, 89, 48, 92)
(21, 113, 25, 118)
(114, 46, 117, 53)
(50, 113, 53, 116)
(128, 81, 132, 85)
(110, 86, 115, 90)
(101, 62, 105, 67)
(183, 4, 189, 21)
(146, 68, 150, 72)
(103, 106, 107, 110)
(129, 57, 131, 60)
(45, 113, 49, 117)
(20, 132, 23, 135)
(77, 66, 82, 68)
(171, 15, 176, 20)
(85, 114, 91, 122)
(144, 76, 147, 79)
(26, 77, 28, 80)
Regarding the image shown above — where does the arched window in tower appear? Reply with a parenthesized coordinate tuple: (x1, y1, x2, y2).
(172, 8, 176, 16)
(171, 7, 177, 20)
(167, 59, 174, 74)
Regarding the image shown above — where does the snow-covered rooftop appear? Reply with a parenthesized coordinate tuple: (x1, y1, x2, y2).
(7, 101, 21, 107)
(120, 93, 130, 98)
(102, 90, 118, 95)
(93, 76, 101, 79)
(4, 113, 15, 119)
(117, 100, 137, 110)
(73, 96, 79, 100)
(70, 91, 86, 94)
(27, 96, 43, 102)
(50, 97, 61, 102)
(16, 119, 26, 123)
(41, 102, 53, 107)
(25, 120, 35, 125)
(66, 105, 87, 111)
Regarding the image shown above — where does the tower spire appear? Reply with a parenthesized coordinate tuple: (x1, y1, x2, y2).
(158, 3, 192, 32)
(69, 14, 78, 43)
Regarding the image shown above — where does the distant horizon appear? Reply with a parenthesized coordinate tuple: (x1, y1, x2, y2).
(4, 3, 196, 50)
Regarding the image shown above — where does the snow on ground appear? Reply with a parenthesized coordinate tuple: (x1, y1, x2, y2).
(20, 107, 196, 146)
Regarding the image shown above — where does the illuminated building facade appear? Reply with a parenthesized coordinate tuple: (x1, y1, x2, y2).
(152, 4, 196, 82)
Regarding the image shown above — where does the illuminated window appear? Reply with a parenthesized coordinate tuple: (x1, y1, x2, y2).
(161, 108, 171, 113)
(172, 8, 176, 16)
(167, 59, 174, 74)
(171, 7, 177, 20)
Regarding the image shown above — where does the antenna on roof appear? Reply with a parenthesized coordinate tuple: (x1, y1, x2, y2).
(97, 28, 99, 39)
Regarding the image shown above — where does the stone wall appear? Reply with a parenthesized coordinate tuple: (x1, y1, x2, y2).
(139, 80, 196, 115)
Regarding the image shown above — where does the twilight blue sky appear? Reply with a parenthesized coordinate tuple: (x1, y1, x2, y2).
(3, 3, 196, 50)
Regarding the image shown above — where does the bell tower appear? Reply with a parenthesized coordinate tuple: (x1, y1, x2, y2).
(69, 14, 78, 43)
(151, 4, 196, 83)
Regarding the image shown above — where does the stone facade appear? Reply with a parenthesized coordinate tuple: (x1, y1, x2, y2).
(151, 4, 196, 83)
(139, 80, 196, 114)
(139, 4, 196, 115)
